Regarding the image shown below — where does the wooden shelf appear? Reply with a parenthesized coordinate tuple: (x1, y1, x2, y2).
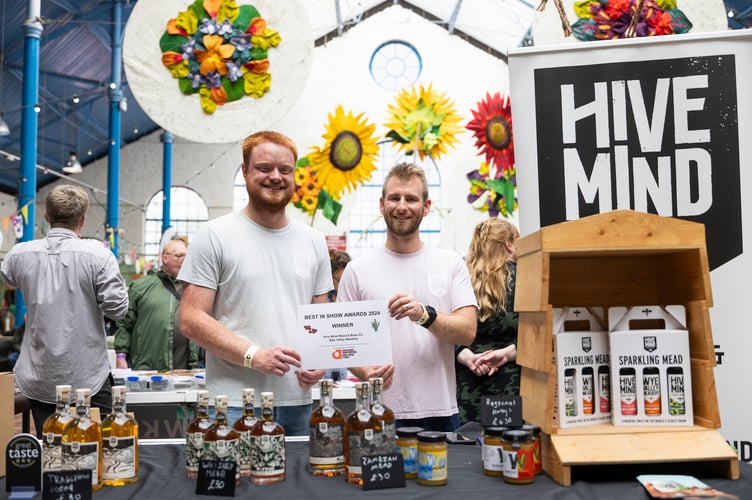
(515, 210, 738, 486)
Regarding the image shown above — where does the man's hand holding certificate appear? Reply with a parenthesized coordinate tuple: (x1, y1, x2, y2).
(298, 300, 393, 370)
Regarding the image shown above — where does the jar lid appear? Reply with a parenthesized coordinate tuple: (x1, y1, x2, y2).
(483, 426, 509, 436)
(194, 374, 205, 379)
(502, 429, 530, 442)
(127, 376, 139, 381)
(396, 426, 424, 437)
(417, 431, 446, 443)
(521, 424, 541, 436)
(151, 375, 163, 381)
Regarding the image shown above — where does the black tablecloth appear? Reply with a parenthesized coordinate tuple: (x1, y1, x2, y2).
(4, 440, 749, 499)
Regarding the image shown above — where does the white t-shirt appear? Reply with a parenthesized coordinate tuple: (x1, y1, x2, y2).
(337, 245, 477, 419)
(177, 212, 332, 407)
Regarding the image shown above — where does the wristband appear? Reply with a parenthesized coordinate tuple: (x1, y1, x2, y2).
(422, 305, 438, 329)
(243, 345, 259, 369)
(116, 353, 127, 360)
(413, 303, 430, 325)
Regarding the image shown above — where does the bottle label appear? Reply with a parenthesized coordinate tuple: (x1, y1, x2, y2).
(62, 441, 99, 486)
(42, 434, 63, 472)
(502, 447, 534, 480)
(620, 373, 637, 416)
(374, 422, 397, 454)
(564, 371, 577, 416)
(309, 423, 345, 465)
(398, 445, 418, 474)
(482, 443, 504, 472)
(347, 430, 375, 474)
(102, 436, 136, 480)
(598, 371, 611, 413)
(643, 370, 662, 415)
(238, 430, 252, 474)
(204, 438, 240, 463)
(185, 432, 205, 473)
(417, 448, 447, 481)
(250, 434, 285, 476)
(668, 371, 686, 415)
(582, 371, 594, 415)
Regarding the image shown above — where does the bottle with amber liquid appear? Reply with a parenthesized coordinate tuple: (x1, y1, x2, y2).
(249, 391, 286, 484)
(42, 384, 73, 472)
(62, 388, 103, 491)
(185, 389, 212, 479)
(344, 381, 380, 485)
(102, 385, 138, 486)
(369, 377, 396, 454)
(203, 395, 240, 485)
(232, 388, 258, 478)
(309, 378, 345, 476)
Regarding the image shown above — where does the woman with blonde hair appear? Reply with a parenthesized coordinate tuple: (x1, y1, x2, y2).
(455, 218, 520, 424)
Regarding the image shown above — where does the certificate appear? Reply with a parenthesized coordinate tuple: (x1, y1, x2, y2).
(298, 300, 392, 370)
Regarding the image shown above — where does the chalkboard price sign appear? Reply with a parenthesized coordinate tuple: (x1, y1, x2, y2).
(361, 453, 406, 490)
(195, 459, 237, 497)
(480, 395, 523, 427)
(42, 470, 92, 500)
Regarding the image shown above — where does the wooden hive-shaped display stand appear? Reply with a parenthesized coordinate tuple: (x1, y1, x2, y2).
(515, 210, 738, 486)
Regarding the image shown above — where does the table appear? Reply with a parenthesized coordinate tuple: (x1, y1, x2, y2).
(4, 439, 748, 499)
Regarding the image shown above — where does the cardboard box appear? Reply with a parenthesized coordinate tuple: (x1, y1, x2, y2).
(553, 307, 611, 428)
(1, 372, 15, 477)
(608, 305, 693, 426)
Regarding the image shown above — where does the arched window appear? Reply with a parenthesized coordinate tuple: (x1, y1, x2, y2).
(143, 187, 209, 264)
(233, 166, 248, 210)
(346, 141, 441, 258)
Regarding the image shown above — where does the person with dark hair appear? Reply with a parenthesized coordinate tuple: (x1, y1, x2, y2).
(1, 184, 129, 436)
(178, 131, 332, 435)
(455, 218, 520, 424)
(337, 162, 477, 432)
(327, 248, 351, 302)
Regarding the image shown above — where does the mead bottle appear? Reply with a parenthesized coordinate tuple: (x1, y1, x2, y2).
(62, 388, 103, 491)
(185, 389, 212, 478)
(249, 391, 286, 484)
(369, 377, 396, 454)
(344, 381, 380, 485)
(232, 388, 258, 478)
(42, 384, 73, 472)
(203, 395, 240, 485)
(101, 385, 138, 486)
(309, 378, 345, 476)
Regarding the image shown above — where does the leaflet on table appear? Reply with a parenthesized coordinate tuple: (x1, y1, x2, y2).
(637, 475, 739, 499)
(298, 300, 392, 370)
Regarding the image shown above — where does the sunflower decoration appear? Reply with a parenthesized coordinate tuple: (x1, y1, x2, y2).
(308, 105, 380, 200)
(467, 162, 518, 217)
(291, 157, 322, 216)
(385, 83, 463, 160)
(467, 92, 514, 171)
(159, 0, 281, 114)
(465, 92, 517, 217)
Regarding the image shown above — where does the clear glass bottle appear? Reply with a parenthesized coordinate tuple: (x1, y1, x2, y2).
(369, 377, 396, 454)
(308, 378, 345, 476)
(62, 388, 103, 491)
(42, 384, 73, 472)
(101, 385, 139, 486)
(203, 395, 240, 485)
(232, 388, 258, 478)
(344, 381, 380, 485)
(185, 389, 212, 479)
(250, 392, 286, 484)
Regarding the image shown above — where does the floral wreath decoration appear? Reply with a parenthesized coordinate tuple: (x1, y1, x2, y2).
(465, 92, 517, 217)
(291, 105, 380, 224)
(385, 83, 463, 161)
(571, 0, 692, 41)
(160, 0, 281, 114)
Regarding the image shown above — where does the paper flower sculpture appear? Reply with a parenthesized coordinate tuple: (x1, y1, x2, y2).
(572, 0, 692, 41)
(467, 161, 517, 217)
(385, 83, 463, 160)
(308, 105, 380, 200)
(159, 0, 281, 114)
(466, 92, 514, 171)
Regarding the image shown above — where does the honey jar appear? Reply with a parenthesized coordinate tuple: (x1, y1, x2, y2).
(522, 424, 542, 475)
(501, 429, 535, 484)
(481, 426, 508, 476)
(417, 431, 447, 486)
(396, 426, 423, 479)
